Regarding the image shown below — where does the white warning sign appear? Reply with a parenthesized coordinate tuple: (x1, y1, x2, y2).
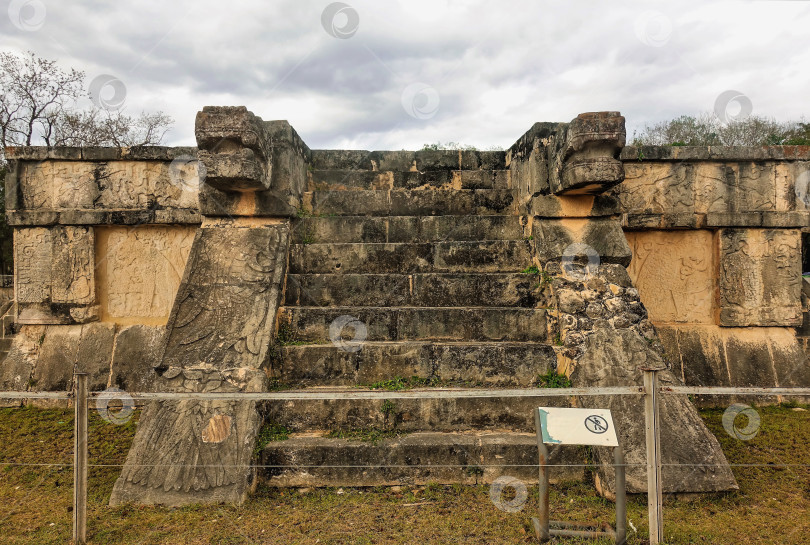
(536, 407, 619, 447)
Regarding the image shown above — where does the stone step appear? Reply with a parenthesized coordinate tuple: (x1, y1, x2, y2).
(279, 306, 548, 343)
(308, 169, 510, 191)
(275, 341, 556, 387)
(289, 241, 534, 274)
(0, 338, 12, 352)
(309, 149, 506, 171)
(259, 431, 583, 487)
(285, 273, 545, 308)
(260, 387, 567, 433)
(290, 215, 527, 244)
(302, 189, 518, 216)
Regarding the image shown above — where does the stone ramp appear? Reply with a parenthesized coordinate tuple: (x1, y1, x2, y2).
(572, 327, 738, 495)
(110, 221, 290, 506)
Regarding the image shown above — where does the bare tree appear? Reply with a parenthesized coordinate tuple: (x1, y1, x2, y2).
(0, 50, 174, 162)
(0, 51, 84, 149)
(0, 51, 175, 274)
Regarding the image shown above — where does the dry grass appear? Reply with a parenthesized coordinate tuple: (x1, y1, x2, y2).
(0, 404, 808, 544)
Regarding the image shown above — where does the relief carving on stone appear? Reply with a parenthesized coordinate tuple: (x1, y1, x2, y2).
(626, 231, 715, 324)
(15, 228, 52, 303)
(18, 161, 199, 212)
(719, 228, 801, 326)
(96, 226, 196, 322)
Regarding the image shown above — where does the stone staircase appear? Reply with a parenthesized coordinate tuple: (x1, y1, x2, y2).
(108, 108, 736, 505)
(259, 150, 579, 486)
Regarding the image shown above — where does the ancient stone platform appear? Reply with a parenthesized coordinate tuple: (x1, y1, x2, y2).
(4, 106, 810, 505)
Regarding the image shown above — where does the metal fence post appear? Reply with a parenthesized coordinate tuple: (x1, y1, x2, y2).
(533, 408, 550, 542)
(73, 373, 88, 544)
(614, 445, 627, 545)
(642, 367, 664, 544)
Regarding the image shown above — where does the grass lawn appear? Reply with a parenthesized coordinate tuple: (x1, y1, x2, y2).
(0, 404, 808, 544)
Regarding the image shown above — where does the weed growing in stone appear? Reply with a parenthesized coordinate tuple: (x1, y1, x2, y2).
(254, 423, 290, 456)
(535, 370, 572, 388)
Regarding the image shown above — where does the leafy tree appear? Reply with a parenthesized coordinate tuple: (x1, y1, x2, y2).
(632, 113, 810, 147)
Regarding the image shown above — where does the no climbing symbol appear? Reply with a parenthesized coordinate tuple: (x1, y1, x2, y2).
(585, 415, 609, 434)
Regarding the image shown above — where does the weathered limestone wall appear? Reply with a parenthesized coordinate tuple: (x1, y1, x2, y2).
(507, 114, 737, 494)
(615, 146, 810, 396)
(1, 147, 203, 397)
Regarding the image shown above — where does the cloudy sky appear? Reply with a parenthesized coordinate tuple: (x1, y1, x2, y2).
(2, 0, 809, 150)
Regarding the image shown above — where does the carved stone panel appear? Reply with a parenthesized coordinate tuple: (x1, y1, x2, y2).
(18, 160, 199, 212)
(614, 162, 695, 215)
(15, 226, 95, 305)
(15, 228, 52, 304)
(51, 226, 95, 304)
(161, 224, 289, 370)
(626, 230, 716, 324)
(719, 228, 802, 326)
(95, 226, 197, 324)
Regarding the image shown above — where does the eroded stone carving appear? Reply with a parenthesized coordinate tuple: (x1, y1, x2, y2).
(195, 106, 271, 191)
(110, 222, 290, 506)
(15, 226, 95, 314)
(95, 226, 196, 323)
(719, 228, 802, 326)
(626, 230, 715, 324)
(549, 112, 626, 195)
(18, 160, 199, 212)
(15, 228, 52, 304)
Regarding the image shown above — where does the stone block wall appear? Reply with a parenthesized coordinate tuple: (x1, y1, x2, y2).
(1, 147, 202, 397)
(2, 116, 809, 405)
(613, 145, 810, 397)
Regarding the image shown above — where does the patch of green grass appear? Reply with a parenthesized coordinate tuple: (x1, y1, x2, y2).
(535, 369, 572, 388)
(1, 404, 808, 544)
(275, 318, 313, 346)
(266, 379, 292, 392)
(380, 399, 396, 418)
(365, 376, 443, 391)
(300, 229, 316, 244)
(520, 265, 540, 275)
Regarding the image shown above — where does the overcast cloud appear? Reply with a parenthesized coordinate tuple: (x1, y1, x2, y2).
(2, 0, 809, 149)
